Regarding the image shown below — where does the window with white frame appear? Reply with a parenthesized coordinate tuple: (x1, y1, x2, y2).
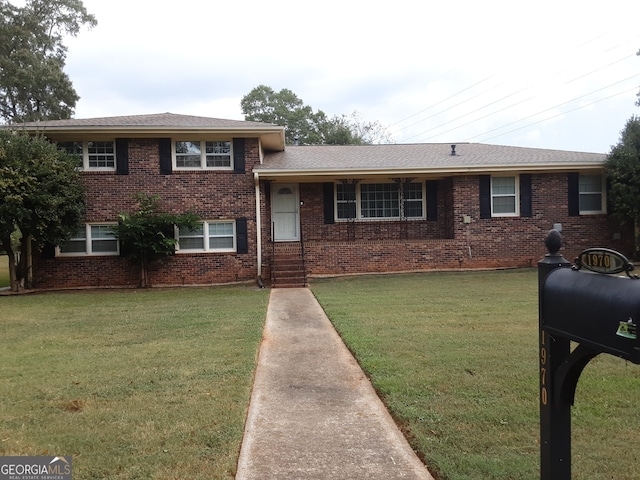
(58, 141, 116, 170)
(361, 183, 400, 218)
(336, 182, 425, 220)
(176, 221, 236, 252)
(336, 183, 357, 219)
(491, 176, 518, 216)
(58, 224, 119, 255)
(403, 182, 424, 217)
(174, 141, 232, 169)
(579, 174, 605, 214)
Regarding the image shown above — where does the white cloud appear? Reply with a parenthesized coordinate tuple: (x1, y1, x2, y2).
(57, 0, 640, 152)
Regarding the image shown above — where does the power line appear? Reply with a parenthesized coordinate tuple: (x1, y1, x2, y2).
(389, 30, 639, 144)
(390, 75, 493, 127)
(402, 59, 640, 144)
(401, 87, 534, 142)
(467, 84, 640, 144)
(414, 72, 640, 144)
(396, 77, 500, 132)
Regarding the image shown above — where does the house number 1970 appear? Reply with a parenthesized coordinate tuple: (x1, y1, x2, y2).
(540, 330, 548, 406)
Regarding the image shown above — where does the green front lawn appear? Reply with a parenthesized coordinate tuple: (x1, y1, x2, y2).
(311, 269, 640, 480)
(2, 269, 638, 479)
(0, 286, 269, 479)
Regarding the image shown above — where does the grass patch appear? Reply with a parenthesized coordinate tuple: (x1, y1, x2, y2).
(0, 285, 268, 479)
(310, 269, 640, 480)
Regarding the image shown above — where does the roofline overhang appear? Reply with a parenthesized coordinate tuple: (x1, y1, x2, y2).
(5, 125, 286, 151)
(254, 162, 605, 181)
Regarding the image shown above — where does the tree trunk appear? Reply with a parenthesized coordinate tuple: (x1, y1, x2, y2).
(140, 258, 148, 288)
(633, 218, 640, 260)
(2, 238, 19, 292)
(18, 235, 33, 288)
(18, 235, 33, 289)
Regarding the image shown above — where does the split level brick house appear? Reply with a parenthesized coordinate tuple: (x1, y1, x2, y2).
(11, 113, 633, 289)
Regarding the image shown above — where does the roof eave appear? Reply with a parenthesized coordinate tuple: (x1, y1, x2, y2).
(254, 162, 605, 181)
(9, 125, 286, 151)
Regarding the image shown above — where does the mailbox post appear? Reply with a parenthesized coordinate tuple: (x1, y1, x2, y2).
(538, 230, 572, 479)
(538, 230, 640, 480)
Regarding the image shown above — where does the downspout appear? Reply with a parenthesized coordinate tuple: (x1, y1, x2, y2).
(254, 172, 264, 287)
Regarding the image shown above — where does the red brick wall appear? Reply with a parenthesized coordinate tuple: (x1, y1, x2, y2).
(33, 138, 261, 289)
(34, 145, 634, 289)
(263, 174, 633, 279)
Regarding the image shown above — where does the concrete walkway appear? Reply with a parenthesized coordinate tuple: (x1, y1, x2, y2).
(236, 288, 434, 479)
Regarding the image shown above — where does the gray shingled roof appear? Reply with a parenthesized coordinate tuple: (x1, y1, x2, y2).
(256, 143, 606, 178)
(10, 112, 280, 129)
(6, 112, 286, 151)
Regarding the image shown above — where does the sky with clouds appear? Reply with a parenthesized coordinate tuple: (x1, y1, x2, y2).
(57, 0, 640, 153)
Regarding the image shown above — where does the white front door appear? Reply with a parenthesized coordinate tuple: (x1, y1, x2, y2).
(272, 184, 300, 241)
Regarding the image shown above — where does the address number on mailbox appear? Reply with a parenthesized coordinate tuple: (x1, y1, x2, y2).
(576, 248, 635, 276)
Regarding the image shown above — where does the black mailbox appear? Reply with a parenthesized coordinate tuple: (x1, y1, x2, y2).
(539, 240, 640, 480)
(542, 267, 640, 364)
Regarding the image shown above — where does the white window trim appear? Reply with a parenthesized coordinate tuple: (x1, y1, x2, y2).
(491, 175, 519, 217)
(579, 173, 606, 215)
(176, 220, 236, 253)
(60, 141, 117, 172)
(57, 223, 119, 256)
(172, 140, 233, 171)
(335, 181, 426, 221)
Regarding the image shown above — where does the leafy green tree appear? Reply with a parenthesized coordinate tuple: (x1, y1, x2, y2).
(322, 114, 360, 145)
(113, 193, 200, 288)
(323, 111, 394, 145)
(241, 85, 393, 145)
(0, 129, 85, 291)
(0, 0, 96, 123)
(241, 85, 328, 144)
(605, 115, 640, 256)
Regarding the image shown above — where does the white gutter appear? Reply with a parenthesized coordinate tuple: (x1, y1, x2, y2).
(253, 163, 605, 179)
(254, 172, 262, 280)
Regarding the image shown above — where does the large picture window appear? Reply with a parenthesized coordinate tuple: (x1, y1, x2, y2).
(361, 184, 400, 218)
(58, 224, 119, 256)
(336, 182, 424, 220)
(176, 221, 236, 252)
(174, 140, 232, 169)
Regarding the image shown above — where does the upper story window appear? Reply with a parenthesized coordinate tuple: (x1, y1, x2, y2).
(174, 140, 232, 170)
(58, 141, 116, 171)
(58, 224, 119, 256)
(579, 174, 605, 214)
(176, 220, 236, 252)
(336, 182, 425, 220)
(491, 176, 519, 217)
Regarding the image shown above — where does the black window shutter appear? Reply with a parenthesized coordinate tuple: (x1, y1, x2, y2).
(41, 244, 56, 259)
(159, 138, 172, 175)
(568, 173, 579, 216)
(233, 138, 245, 174)
(323, 183, 335, 224)
(115, 138, 129, 175)
(520, 174, 532, 218)
(236, 218, 248, 254)
(426, 180, 438, 221)
(479, 175, 492, 219)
